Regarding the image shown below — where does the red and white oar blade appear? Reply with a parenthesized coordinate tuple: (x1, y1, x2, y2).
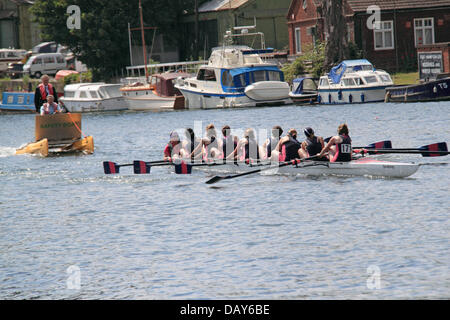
(420, 142, 448, 157)
(133, 160, 151, 174)
(103, 161, 120, 174)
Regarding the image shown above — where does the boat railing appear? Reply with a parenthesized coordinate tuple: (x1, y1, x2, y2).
(124, 60, 207, 78)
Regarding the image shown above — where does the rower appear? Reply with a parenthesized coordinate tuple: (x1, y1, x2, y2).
(262, 125, 283, 159)
(274, 128, 301, 162)
(182, 128, 202, 160)
(299, 127, 327, 160)
(317, 123, 352, 162)
(221, 125, 238, 160)
(163, 131, 183, 161)
(190, 123, 222, 161)
(227, 128, 261, 162)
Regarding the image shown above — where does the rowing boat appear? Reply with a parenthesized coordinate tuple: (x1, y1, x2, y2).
(173, 157, 419, 178)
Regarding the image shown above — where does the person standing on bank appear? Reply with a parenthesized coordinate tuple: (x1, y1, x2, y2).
(34, 74, 58, 113)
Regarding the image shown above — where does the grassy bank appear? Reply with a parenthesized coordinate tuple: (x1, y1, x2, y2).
(391, 72, 419, 85)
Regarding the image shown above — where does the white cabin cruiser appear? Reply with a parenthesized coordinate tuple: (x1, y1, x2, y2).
(318, 59, 393, 104)
(60, 83, 127, 112)
(175, 26, 291, 109)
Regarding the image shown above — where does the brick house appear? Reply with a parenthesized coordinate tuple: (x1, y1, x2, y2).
(287, 0, 450, 72)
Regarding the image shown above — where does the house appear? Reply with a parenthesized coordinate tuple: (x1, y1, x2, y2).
(179, 0, 292, 61)
(0, 0, 41, 49)
(287, 0, 450, 72)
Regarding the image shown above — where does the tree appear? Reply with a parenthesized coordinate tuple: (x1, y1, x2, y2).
(30, 0, 195, 81)
(319, 0, 349, 71)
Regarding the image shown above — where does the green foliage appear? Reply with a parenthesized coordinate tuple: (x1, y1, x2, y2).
(63, 70, 93, 84)
(282, 42, 326, 83)
(30, 0, 196, 81)
(348, 42, 363, 60)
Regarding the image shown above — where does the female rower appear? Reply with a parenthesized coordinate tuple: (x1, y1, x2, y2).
(227, 128, 261, 162)
(273, 128, 301, 162)
(298, 127, 327, 160)
(261, 125, 283, 159)
(163, 131, 183, 161)
(190, 123, 222, 161)
(221, 125, 238, 160)
(182, 128, 202, 160)
(317, 123, 352, 162)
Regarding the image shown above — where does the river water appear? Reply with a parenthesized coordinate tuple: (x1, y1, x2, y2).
(1, 101, 449, 299)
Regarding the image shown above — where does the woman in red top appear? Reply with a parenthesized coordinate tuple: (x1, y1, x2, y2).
(163, 131, 183, 161)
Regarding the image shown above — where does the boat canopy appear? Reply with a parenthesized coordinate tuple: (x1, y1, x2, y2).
(329, 59, 374, 84)
(292, 78, 317, 94)
(221, 66, 284, 93)
(242, 48, 274, 55)
(229, 66, 280, 77)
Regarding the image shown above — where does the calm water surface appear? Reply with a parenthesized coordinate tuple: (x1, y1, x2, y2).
(0, 102, 449, 299)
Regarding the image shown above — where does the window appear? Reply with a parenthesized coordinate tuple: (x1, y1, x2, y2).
(414, 18, 434, 47)
(319, 78, 329, 86)
(33, 58, 42, 64)
(79, 91, 87, 98)
(197, 68, 216, 81)
(44, 56, 55, 64)
(354, 78, 363, 86)
(57, 56, 65, 63)
(17, 96, 24, 104)
(374, 21, 394, 50)
(302, 0, 307, 10)
(253, 70, 266, 82)
(364, 76, 378, 84)
(379, 74, 392, 83)
(267, 71, 281, 81)
(90, 91, 98, 98)
(295, 27, 301, 54)
(221, 70, 233, 87)
(64, 91, 75, 98)
(343, 78, 356, 86)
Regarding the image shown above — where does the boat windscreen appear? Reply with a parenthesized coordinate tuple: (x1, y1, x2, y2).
(102, 86, 121, 98)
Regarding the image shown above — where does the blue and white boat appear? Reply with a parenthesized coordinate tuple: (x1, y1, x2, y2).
(174, 25, 291, 109)
(317, 59, 393, 104)
(0, 92, 35, 113)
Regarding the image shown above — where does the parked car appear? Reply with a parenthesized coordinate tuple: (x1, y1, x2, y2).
(0, 49, 27, 75)
(23, 53, 67, 78)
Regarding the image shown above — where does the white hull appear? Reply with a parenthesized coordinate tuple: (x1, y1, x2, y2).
(178, 88, 291, 109)
(176, 158, 419, 178)
(318, 87, 387, 104)
(244, 81, 290, 101)
(60, 97, 127, 112)
(122, 89, 176, 111)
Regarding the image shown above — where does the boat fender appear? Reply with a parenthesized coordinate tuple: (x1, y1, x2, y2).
(360, 93, 365, 103)
(317, 95, 322, 103)
(349, 94, 353, 104)
(338, 90, 343, 100)
(328, 94, 332, 104)
(433, 86, 437, 93)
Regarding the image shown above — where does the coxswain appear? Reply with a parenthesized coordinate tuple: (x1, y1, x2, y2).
(163, 131, 183, 161)
(227, 128, 261, 162)
(274, 128, 301, 162)
(40, 95, 61, 115)
(298, 127, 327, 160)
(181, 128, 202, 160)
(190, 124, 222, 161)
(262, 125, 283, 159)
(221, 125, 238, 160)
(317, 123, 352, 162)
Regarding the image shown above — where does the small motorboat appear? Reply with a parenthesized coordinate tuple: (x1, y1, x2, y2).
(15, 113, 94, 157)
(0, 92, 35, 113)
(289, 77, 318, 105)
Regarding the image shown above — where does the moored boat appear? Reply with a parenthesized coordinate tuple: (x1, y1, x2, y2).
(0, 92, 35, 113)
(385, 73, 450, 102)
(15, 113, 94, 157)
(318, 59, 393, 104)
(174, 24, 291, 109)
(60, 83, 127, 112)
(289, 77, 318, 105)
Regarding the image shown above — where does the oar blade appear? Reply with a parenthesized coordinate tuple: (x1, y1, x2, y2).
(133, 160, 151, 174)
(420, 142, 448, 157)
(205, 175, 224, 184)
(103, 161, 120, 174)
(174, 161, 193, 174)
(365, 140, 392, 149)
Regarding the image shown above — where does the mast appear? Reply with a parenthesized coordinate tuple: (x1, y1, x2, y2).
(139, 0, 149, 82)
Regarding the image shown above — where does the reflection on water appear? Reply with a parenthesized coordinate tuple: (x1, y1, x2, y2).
(0, 102, 449, 299)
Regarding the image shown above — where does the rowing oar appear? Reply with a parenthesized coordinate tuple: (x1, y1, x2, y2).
(355, 142, 448, 157)
(103, 160, 169, 174)
(205, 155, 321, 185)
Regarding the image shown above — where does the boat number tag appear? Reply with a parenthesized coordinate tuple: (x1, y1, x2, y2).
(341, 144, 352, 153)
